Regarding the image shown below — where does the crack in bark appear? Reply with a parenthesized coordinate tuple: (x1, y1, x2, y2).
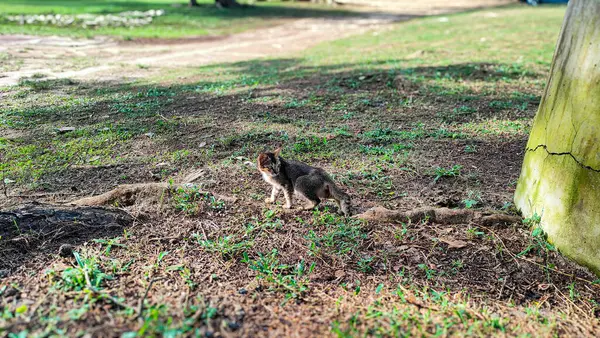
(526, 144, 600, 173)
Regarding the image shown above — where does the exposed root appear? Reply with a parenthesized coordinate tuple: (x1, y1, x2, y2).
(69, 182, 237, 207)
(353, 206, 522, 225)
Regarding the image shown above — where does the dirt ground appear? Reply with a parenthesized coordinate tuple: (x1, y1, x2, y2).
(0, 0, 513, 86)
(3, 1, 599, 337)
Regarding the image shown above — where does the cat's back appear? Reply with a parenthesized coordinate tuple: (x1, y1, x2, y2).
(284, 159, 320, 177)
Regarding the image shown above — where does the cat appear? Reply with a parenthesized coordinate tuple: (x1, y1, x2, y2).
(257, 148, 351, 216)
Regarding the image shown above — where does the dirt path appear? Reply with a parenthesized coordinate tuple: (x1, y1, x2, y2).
(0, 0, 512, 86)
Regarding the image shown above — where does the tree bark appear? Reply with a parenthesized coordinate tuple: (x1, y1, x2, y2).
(514, 0, 600, 274)
(189, 0, 199, 7)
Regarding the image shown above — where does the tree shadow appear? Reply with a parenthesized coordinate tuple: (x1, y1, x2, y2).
(1, 57, 543, 215)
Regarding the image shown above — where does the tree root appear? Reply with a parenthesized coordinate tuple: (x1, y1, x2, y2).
(353, 206, 522, 225)
(69, 183, 236, 207)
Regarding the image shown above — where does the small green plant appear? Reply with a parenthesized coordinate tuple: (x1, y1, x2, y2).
(284, 98, 308, 108)
(246, 209, 285, 232)
(172, 186, 225, 215)
(48, 252, 111, 291)
(462, 190, 482, 209)
(432, 165, 463, 182)
(93, 237, 127, 255)
(196, 235, 253, 259)
(517, 226, 556, 257)
(417, 264, 436, 280)
(523, 212, 542, 227)
(167, 265, 197, 290)
(567, 282, 580, 300)
(242, 249, 315, 302)
(466, 227, 485, 239)
(465, 144, 477, 153)
(306, 217, 367, 258)
(393, 222, 409, 241)
(293, 136, 328, 153)
(451, 259, 464, 275)
(357, 256, 374, 273)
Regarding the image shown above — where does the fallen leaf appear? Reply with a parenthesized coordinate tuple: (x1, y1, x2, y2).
(440, 237, 468, 249)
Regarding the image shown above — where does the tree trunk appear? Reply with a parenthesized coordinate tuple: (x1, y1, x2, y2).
(189, 0, 199, 6)
(514, 0, 600, 274)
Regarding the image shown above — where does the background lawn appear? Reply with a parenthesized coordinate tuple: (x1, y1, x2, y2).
(0, 0, 357, 39)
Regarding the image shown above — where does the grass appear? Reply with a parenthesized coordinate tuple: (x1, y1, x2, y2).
(0, 0, 358, 39)
(4, 4, 599, 338)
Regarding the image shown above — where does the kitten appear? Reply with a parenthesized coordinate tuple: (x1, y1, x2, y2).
(257, 148, 351, 216)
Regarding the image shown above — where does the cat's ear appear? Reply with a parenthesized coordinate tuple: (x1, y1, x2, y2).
(273, 147, 282, 157)
(257, 153, 269, 167)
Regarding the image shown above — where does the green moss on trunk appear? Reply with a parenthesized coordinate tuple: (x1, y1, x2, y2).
(515, 0, 600, 274)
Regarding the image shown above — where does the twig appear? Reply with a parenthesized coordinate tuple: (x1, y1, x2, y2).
(199, 221, 208, 241)
(553, 284, 591, 318)
(497, 275, 507, 299)
(149, 235, 181, 242)
(138, 277, 166, 319)
(518, 255, 599, 287)
(479, 224, 521, 268)
(481, 225, 599, 287)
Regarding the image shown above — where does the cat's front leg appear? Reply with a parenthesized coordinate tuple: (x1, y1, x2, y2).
(282, 187, 293, 209)
(265, 186, 281, 203)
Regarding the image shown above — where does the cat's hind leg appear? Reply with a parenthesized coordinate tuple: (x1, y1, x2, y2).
(295, 175, 321, 210)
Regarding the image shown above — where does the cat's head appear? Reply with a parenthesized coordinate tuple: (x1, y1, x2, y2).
(257, 147, 281, 176)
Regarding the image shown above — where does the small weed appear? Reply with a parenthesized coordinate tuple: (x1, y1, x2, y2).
(464, 144, 477, 153)
(242, 249, 315, 302)
(518, 226, 555, 257)
(357, 256, 374, 273)
(293, 136, 328, 154)
(172, 185, 225, 215)
(466, 227, 485, 239)
(93, 237, 127, 255)
(196, 235, 253, 259)
(463, 190, 482, 209)
(451, 259, 464, 274)
(432, 165, 462, 182)
(437, 105, 476, 122)
(246, 209, 284, 232)
(47, 252, 110, 291)
(394, 223, 409, 242)
(567, 282, 580, 301)
(418, 264, 437, 280)
(305, 216, 366, 258)
(284, 98, 308, 108)
(523, 212, 542, 227)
